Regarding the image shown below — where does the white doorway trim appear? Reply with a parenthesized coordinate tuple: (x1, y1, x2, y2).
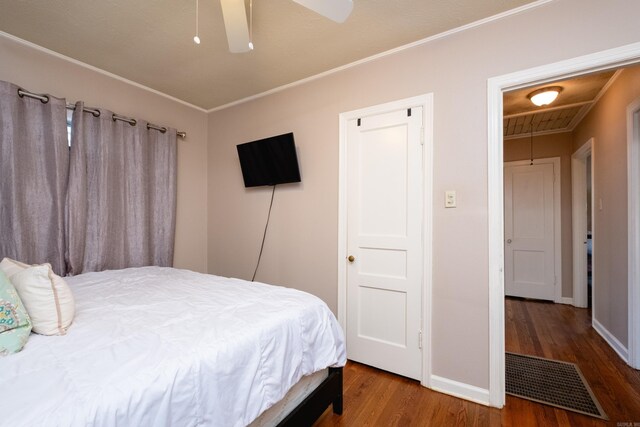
(337, 93, 434, 387)
(487, 41, 640, 408)
(504, 157, 562, 303)
(571, 139, 594, 309)
(627, 97, 640, 369)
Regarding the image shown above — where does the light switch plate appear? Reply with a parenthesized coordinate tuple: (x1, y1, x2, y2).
(445, 190, 456, 208)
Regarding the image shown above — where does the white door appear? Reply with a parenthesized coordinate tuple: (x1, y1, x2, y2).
(504, 162, 556, 301)
(571, 144, 592, 309)
(346, 107, 423, 380)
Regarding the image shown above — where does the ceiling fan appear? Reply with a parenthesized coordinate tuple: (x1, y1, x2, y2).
(219, 0, 354, 53)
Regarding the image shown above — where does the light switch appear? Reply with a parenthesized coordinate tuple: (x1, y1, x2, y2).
(445, 190, 456, 208)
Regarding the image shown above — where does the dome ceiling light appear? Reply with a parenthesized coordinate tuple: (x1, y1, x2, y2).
(528, 86, 563, 107)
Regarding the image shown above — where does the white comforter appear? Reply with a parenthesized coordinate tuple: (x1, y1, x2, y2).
(0, 267, 346, 427)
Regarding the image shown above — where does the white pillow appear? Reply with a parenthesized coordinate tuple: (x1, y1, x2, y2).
(0, 257, 28, 278)
(0, 258, 75, 336)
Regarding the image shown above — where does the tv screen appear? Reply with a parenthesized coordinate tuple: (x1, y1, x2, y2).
(236, 133, 301, 187)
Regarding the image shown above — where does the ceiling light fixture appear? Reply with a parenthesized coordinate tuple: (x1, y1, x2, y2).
(248, 0, 254, 50)
(528, 86, 562, 107)
(193, 0, 201, 44)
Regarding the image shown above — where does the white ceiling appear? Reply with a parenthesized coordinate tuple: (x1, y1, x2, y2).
(0, 0, 535, 110)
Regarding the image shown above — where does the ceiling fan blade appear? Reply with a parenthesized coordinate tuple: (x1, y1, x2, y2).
(220, 0, 251, 53)
(292, 0, 353, 23)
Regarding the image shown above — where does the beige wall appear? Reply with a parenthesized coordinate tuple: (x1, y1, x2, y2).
(572, 65, 640, 348)
(6, 0, 638, 397)
(504, 132, 574, 299)
(207, 0, 640, 389)
(0, 35, 209, 273)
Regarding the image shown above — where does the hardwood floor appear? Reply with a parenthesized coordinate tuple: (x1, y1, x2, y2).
(315, 298, 640, 426)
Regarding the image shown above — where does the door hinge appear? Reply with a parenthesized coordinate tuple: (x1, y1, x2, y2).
(418, 330, 423, 349)
(420, 127, 424, 145)
(408, 108, 412, 117)
(357, 118, 361, 126)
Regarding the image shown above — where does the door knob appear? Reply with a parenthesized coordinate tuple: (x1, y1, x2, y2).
(347, 255, 355, 263)
(506, 239, 512, 244)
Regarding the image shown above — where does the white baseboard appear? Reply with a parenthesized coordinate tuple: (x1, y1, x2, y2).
(430, 375, 490, 406)
(593, 318, 629, 363)
(560, 297, 574, 305)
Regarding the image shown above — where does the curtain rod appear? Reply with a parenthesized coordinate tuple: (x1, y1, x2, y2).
(16, 88, 187, 139)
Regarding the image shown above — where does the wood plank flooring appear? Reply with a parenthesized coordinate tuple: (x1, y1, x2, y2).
(315, 298, 640, 426)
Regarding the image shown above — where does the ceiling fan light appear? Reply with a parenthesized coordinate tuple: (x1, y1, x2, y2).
(194, 0, 200, 45)
(528, 86, 562, 107)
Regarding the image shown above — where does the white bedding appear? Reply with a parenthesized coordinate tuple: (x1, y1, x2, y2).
(0, 267, 346, 427)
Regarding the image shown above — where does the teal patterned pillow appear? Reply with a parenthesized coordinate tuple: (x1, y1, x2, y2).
(0, 269, 32, 355)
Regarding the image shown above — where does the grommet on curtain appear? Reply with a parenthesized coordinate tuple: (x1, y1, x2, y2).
(68, 102, 101, 117)
(17, 88, 49, 104)
(112, 114, 137, 126)
(15, 86, 185, 137)
(147, 123, 168, 134)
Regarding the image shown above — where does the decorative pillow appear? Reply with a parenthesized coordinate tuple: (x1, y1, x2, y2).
(0, 270, 32, 355)
(1, 258, 75, 336)
(0, 257, 29, 278)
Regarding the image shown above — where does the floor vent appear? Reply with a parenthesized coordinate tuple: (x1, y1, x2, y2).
(505, 352, 608, 420)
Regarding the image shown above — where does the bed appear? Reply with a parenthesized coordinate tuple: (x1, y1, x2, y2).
(0, 267, 346, 426)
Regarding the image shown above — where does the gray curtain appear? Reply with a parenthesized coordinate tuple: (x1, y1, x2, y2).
(0, 81, 69, 275)
(66, 102, 177, 274)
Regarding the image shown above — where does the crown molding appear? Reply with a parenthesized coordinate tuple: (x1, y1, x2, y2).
(0, 0, 555, 114)
(0, 30, 208, 113)
(207, 0, 555, 113)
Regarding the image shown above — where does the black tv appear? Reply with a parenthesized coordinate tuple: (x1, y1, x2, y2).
(236, 132, 301, 187)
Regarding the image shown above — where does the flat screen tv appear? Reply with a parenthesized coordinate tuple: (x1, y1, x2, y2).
(236, 132, 301, 187)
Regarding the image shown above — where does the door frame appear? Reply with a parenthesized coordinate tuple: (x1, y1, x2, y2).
(487, 42, 640, 408)
(571, 139, 594, 309)
(337, 93, 434, 387)
(627, 97, 640, 369)
(504, 157, 562, 303)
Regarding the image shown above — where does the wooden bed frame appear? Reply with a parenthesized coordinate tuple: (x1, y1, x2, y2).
(277, 367, 343, 426)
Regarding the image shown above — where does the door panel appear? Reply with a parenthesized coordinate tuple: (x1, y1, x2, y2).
(504, 163, 556, 301)
(359, 126, 408, 237)
(359, 248, 407, 278)
(346, 107, 423, 380)
(358, 286, 407, 346)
